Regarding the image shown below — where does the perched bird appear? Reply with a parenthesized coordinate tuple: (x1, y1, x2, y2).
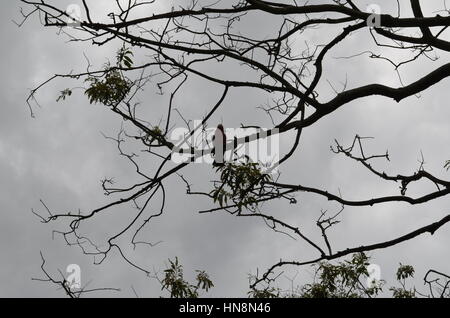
(212, 124, 226, 167)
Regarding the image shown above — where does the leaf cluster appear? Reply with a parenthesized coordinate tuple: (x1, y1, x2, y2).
(161, 257, 214, 298)
(212, 162, 272, 210)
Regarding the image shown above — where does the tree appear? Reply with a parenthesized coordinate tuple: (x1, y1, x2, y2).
(34, 253, 449, 298)
(18, 0, 450, 296)
(250, 253, 450, 298)
(158, 257, 214, 298)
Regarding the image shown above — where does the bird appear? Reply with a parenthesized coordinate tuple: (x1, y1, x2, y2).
(212, 124, 226, 167)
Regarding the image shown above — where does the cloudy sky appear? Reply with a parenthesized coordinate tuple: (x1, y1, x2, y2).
(1, 0, 449, 297)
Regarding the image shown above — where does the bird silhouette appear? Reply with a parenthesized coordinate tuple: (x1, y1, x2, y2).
(212, 124, 226, 167)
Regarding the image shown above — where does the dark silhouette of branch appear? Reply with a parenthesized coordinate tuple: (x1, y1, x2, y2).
(19, 0, 450, 294)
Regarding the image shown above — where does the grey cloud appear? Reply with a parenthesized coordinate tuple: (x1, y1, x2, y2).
(0, 0, 449, 297)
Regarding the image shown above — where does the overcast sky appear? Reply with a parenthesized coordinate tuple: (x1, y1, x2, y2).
(1, 0, 449, 297)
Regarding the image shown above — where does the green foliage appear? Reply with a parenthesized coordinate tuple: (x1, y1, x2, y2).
(56, 45, 134, 106)
(159, 255, 442, 298)
(390, 263, 416, 298)
(151, 126, 163, 135)
(248, 286, 281, 298)
(85, 70, 131, 106)
(161, 257, 214, 298)
(301, 253, 383, 298)
(56, 88, 72, 102)
(211, 162, 272, 210)
(84, 44, 134, 107)
(196, 270, 214, 293)
(248, 254, 432, 298)
(390, 287, 416, 298)
(395, 264, 415, 280)
(143, 126, 165, 146)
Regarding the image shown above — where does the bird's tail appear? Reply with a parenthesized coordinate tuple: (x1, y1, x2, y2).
(212, 160, 225, 168)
